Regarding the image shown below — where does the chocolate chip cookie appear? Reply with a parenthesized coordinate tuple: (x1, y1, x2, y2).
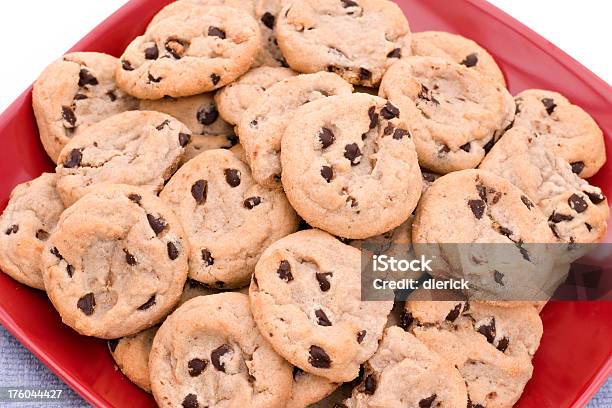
(41, 185, 189, 338)
(342, 326, 468, 407)
(249, 229, 393, 382)
(281, 93, 422, 239)
(0, 173, 64, 290)
(276, 0, 412, 86)
(117, 5, 260, 99)
(379, 56, 515, 174)
(411, 31, 506, 87)
(238, 72, 353, 187)
(160, 149, 299, 288)
(512, 89, 606, 178)
(149, 292, 293, 408)
(404, 299, 543, 408)
(480, 126, 609, 243)
(108, 325, 159, 392)
(33, 52, 138, 162)
(215, 66, 296, 125)
(412, 169, 559, 300)
(287, 367, 339, 408)
(55, 110, 190, 206)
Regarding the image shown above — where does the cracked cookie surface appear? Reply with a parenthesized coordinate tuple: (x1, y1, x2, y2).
(160, 149, 299, 288)
(41, 185, 189, 338)
(411, 31, 506, 87)
(281, 93, 422, 239)
(149, 292, 293, 408)
(379, 56, 515, 174)
(512, 89, 606, 178)
(55, 110, 190, 206)
(276, 0, 412, 86)
(249, 229, 393, 382)
(404, 298, 542, 408)
(238, 72, 353, 187)
(33, 52, 138, 162)
(117, 5, 260, 99)
(480, 127, 609, 244)
(342, 326, 468, 408)
(0, 173, 65, 290)
(215, 66, 297, 126)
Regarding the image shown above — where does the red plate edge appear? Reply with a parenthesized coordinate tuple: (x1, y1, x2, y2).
(0, 0, 609, 407)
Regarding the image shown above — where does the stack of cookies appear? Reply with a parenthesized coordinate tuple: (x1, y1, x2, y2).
(0, 1, 608, 407)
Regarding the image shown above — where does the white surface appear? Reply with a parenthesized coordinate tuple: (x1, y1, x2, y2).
(0, 1, 609, 113)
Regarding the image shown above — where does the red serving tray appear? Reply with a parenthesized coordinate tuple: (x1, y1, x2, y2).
(0, 0, 610, 407)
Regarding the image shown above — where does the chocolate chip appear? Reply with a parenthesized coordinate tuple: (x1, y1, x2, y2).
(211, 344, 231, 372)
(77, 293, 95, 315)
(460, 142, 471, 152)
(137, 295, 156, 310)
(344, 143, 362, 165)
(517, 242, 530, 262)
(224, 168, 241, 187)
(548, 212, 574, 223)
(277, 260, 294, 282)
(319, 128, 335, 148)
(4, 224, 18, 235)
(319, 165, 333, 183)
(497, 337, 509, 353)
(383, 124, 394, 135)
(165, 39, 187, 59)
(364, 374, 377, 394)
(399, 310, 413, 331)
(445, 303, 462, 322)
(477, 318, 496, 343)
(570, 161, 585, 175)
(261, 12, 275, 29)
(201, 249, 214, 266)
(148, 73, 162, 83)
(568, 194, 588, 213)
(359, 68, 372, 81)
(586, 222, 593, 232)
(62, 106, 77, 127)
(244, 196, 262, 209)
(191, 180, 208, 204)
(460, 53, 478, 67)
(108, 339, 119, 353)
(179, 133, 191, 147)
(156, 119, 170, 130)
(584, 190, 605, 204)
(128, 193, 142, 203)
(438, 145, 450, 156)
(124, 249, 137, 266)
(468, 199, 485, 219)
(308, 345, 331, 368)
(356, 330, 366, 343)
(208, 26, 226, 39)
(78, 69, 98, 87)
(167, 242, 179, 260)
(541, 98, 557, 115)
(197, 105, 218, 125)
(187, 358, 208, 377)
(521, 195, 534, 209)
(315, 272, 332, 291)
(346, 196, 358, 208)
(66, 264, 74, 278)
(211, 73, 221, 85)
(293, 366, 304, 380)
(144, 44, 159, 60)
(341, 0, 359, 7)
(74, 93, 88, 101)
(418, 85, 439, 105)
(380, 102, 400, 119)
(147, 214, 167, 235)
(494, 270, 505, 286)
(106, 90, 117, 101)
(36, 229, 49, 241)
(121, 60, 134, 71)
(368, 106, 379, 129)
(182, 394, 199, 408)
(64, 148, 82, 168)
(387, 48, 401, 58)
(315, 309, 332, 326)
(50, 247, 63, 260)
(393, 129, 409, 140)
(419, 394, 437, 408)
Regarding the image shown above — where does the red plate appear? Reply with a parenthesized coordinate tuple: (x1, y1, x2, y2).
(0, 0, 610, 407)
